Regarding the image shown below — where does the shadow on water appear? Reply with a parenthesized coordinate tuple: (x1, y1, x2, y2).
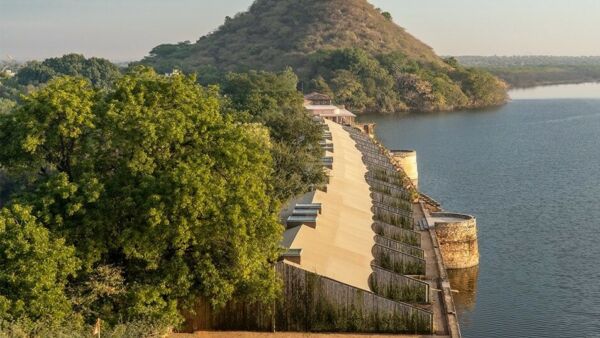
(448, 266, 479, 312)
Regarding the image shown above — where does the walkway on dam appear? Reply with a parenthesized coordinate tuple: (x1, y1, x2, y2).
(414, 203, 449, 336)
(281, 119, 375, 290)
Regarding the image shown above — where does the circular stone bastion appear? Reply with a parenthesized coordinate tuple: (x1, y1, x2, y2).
(432, 212, 479, 269)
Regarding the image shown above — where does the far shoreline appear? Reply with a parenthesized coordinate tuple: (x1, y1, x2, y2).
(507, 79, 600, 90)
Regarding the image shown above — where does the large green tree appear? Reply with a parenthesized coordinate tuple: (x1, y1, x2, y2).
(0, 68, 284, 328)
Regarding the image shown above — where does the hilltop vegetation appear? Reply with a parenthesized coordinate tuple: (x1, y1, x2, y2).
(456, 56, 600, 88)
(139, 0, 507, 113)
(140, 0, 444, 73)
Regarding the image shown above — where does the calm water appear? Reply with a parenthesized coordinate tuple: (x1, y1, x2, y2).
(359, 83, 600, 338)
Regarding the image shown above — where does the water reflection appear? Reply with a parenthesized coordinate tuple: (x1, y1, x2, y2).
(448, 266, 479, 313)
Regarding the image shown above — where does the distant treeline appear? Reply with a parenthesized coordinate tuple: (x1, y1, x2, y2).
(455, 56, 600, 88)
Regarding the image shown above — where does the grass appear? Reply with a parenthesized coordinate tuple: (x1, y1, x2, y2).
(373, 222, 420, 247)
(375, 236, 424, 258)
(369, 182, 412, 201)
(370, 169, 406, 187)
(375, 248, 425, 276)
(374, 208, 413, 229)
(372, 192, 412, 212)
(370, 274, 428, 304)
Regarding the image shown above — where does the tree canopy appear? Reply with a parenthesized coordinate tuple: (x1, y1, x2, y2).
(15, 54, 121, 88)
(305, 48, 506, 113)
(0, 68, 288, 331)
(0, 204, 79, 324)
(0, 54, 122, 103)
(0, 99, 15, 115)
(221, 69, 326, 202)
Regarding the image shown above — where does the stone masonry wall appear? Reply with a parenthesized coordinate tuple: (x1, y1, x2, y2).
(434, 216, 479, 269)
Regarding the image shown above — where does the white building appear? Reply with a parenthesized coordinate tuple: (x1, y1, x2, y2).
(304, 92, 356, 125)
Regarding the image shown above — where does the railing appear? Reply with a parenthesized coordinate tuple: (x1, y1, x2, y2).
(419, 192, 441, 209)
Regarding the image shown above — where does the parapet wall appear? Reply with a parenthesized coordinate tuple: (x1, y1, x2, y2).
(432, 213, 479, 269)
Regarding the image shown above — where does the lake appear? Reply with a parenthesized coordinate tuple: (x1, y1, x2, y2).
(358, 83, 600, 338)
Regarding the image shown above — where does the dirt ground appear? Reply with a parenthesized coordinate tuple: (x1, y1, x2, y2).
(171, 332, 444, 338)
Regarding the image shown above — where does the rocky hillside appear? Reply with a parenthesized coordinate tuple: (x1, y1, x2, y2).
(139, 0, 507, 113)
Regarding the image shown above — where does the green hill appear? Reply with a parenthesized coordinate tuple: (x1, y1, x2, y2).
(139, 0, 507, 113)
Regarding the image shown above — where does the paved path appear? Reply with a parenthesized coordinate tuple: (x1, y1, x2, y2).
(413, 204, 449, 336)
(282, 120, 375, 290)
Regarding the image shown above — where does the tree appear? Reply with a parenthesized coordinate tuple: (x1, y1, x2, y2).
(94, 68, 283, 318)
(455, 68, 508, 106)
(0, 76, 96, 179)
(330, 69, 370, 110)
(14, 61, 56, 86)
(14, 54, 121, 88)
(308, 76, 333, 97)
(0, 99, 15, 115)
(222, 69, 326, 202)
(0, 204, 80, 324)
(0, 68, 285, 328)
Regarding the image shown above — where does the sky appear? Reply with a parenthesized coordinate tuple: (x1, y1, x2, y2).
(1, 0, 600, 61)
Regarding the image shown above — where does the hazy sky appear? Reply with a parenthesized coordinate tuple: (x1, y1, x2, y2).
(2, 0, 600, 61)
